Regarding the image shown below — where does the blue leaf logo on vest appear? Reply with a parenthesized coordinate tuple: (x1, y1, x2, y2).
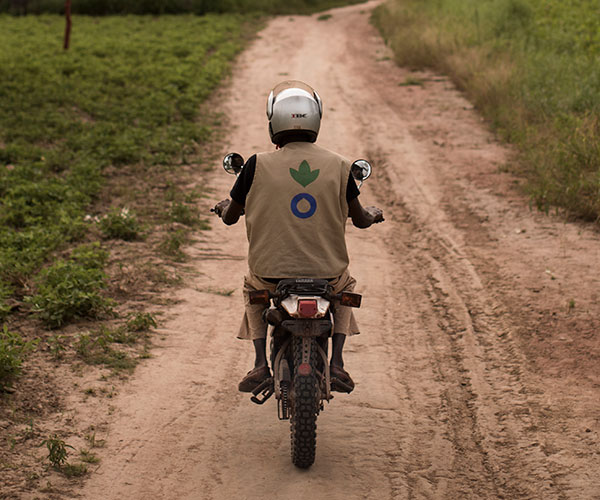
(291, 193, 317, 219)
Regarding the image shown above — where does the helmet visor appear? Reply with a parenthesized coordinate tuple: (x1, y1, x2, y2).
(272, 80, 316, 98)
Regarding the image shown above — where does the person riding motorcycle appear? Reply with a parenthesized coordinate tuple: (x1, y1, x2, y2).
(214, 81, 384, 394)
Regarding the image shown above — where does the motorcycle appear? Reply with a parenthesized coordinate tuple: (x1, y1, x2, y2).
(218, 152, 372, 468)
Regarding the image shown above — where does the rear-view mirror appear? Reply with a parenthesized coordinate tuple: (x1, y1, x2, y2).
(223, 153, 244, 176)
(350, 159, 372, 188)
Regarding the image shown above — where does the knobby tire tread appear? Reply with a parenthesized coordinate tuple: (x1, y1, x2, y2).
(290, 337, 318, 468)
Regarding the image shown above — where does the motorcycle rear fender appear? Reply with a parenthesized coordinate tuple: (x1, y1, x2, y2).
(281, 319, 332, 337)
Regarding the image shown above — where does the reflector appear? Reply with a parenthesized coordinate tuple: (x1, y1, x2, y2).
(298, 363, 312, 376)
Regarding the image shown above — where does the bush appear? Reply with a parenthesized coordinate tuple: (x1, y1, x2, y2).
(40, 434, 73, 468)
(0, 325, 38, 386)
(98, 207, 141, 241)
(70, 242, 109, 270)
(28, 245, 113, 329)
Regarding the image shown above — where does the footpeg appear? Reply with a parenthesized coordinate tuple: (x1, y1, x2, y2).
(251, 377, 274, 404)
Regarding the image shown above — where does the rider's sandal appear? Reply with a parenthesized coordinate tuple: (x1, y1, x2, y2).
(238, 365, 271, 393)
(330, 365, 355, 393)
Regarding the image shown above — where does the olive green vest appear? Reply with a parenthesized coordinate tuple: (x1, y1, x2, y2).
(245, 142, 350, 278)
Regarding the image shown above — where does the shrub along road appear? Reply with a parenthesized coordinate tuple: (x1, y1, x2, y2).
(75, 2, 599, 498)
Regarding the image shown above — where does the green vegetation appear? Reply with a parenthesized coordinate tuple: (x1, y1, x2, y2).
(158, 228, 189, 261)
(0, 325, 38, 387)
(373, 0, 600, 222)
(41, 435, 73, 468)
(168, 201, 208, 228)
(98, 207, 142, 241)
(75, 318, 155, 371)
(0, 0, 365, 15)
(126, 312, 157, 332)
(27, 243, 113, 328)
(40, 434, 88, 476)
(80, 449, 100, 464)
(0, 14, 248, 321)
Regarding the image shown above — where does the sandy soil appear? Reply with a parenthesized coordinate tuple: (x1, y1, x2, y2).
(67, 2, 599, 498)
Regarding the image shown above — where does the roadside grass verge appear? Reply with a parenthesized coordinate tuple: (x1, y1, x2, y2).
(0, 14, 246, 321)
(372, 0, 600, 223)
(0, 325, 38, 390)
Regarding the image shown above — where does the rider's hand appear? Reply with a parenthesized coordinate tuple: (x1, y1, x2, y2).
(365, 206, 384, 224)
(213, 199, 231, 218)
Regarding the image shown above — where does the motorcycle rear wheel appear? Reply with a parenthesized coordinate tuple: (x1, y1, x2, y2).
(290, 337, 319, 468)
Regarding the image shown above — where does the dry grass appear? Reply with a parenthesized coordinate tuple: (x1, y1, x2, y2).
(373, 0, 600, 223)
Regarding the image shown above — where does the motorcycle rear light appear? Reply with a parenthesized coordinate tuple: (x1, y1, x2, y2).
(298, 299, 318, 318)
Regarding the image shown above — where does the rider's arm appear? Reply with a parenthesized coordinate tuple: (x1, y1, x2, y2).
(215, 155, 257, 225)
(348, 197, 384, 228)
(222, 199, 244, 225)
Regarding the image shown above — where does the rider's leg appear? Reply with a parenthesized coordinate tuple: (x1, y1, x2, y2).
(253, 337, 268, 368)
(330, 333, 354, 392)
(330, 333, 346, 368)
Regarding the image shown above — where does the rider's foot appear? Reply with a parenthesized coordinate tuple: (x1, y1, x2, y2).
(238, 365, 271, 393)
(330, 364, 355, 393)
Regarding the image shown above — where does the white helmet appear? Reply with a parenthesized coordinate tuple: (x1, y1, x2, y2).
(266, 80, 323, 145)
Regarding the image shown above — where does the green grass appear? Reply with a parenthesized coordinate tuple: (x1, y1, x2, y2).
(0, 325, 38, 388)
(158, 228, 189, 261)
(126, 312, 157, 332)
(73, 314, 156, 371)
(0, 14, 248, 321)
(373, 0, 600, 222)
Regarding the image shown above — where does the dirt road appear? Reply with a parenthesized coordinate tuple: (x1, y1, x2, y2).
(76, 2, 600, 498)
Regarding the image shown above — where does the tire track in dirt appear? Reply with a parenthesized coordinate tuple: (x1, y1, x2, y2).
(75, 2, 599, 499)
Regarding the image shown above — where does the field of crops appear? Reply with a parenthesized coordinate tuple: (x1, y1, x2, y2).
(373, 0, 600, 222)
(0, 14, 248, 323)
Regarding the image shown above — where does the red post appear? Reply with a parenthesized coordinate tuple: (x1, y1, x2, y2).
(63, 0, 72, 50)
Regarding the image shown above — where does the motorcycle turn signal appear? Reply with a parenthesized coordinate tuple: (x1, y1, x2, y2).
(339, 292, 362, 308)
(249, 289, 271, 305)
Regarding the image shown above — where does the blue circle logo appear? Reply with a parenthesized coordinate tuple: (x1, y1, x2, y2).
(291, 193, 317, 219)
